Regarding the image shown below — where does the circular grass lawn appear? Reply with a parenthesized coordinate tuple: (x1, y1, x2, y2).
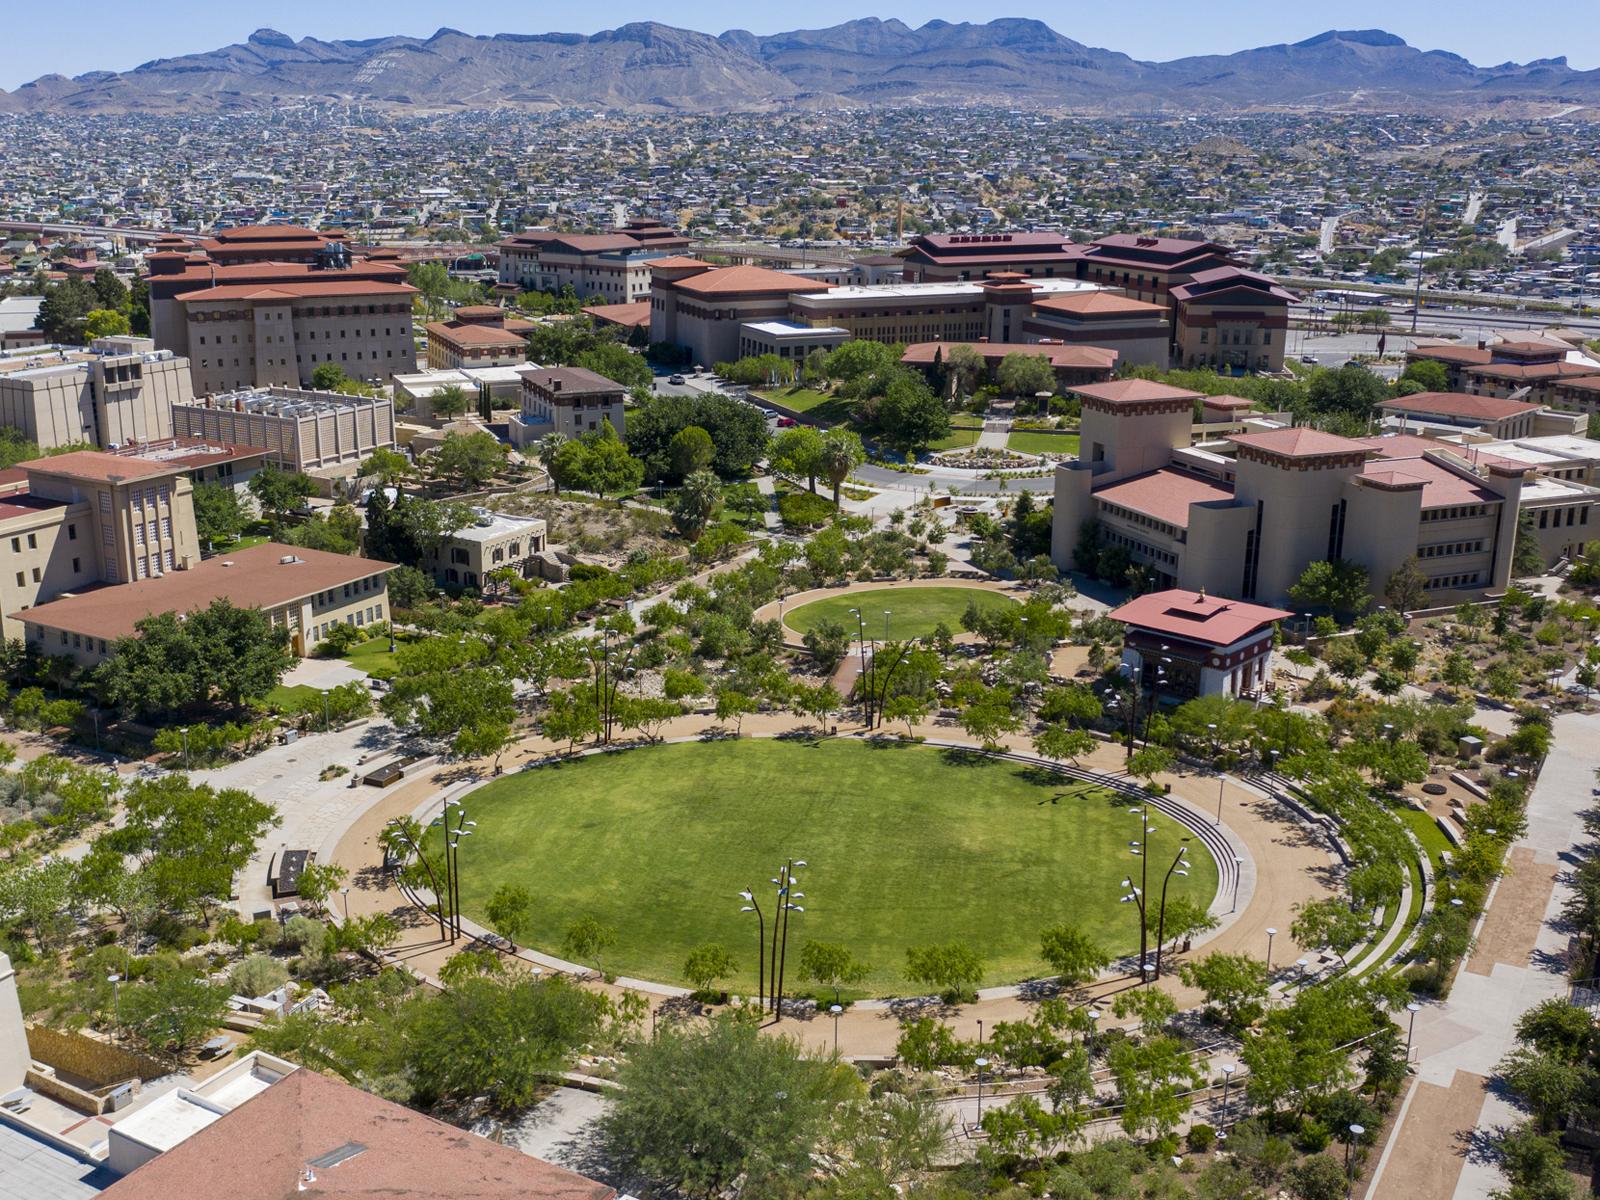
(783, 586, 1016, 641)
(449, 739, 1219, 995)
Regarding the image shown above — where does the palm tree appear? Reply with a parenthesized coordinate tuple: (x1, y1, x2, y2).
(537, 433, 569, 495)
(819, 429, 865, 507)
(674, 470, 721, 539)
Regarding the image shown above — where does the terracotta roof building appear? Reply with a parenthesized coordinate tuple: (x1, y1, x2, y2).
(498, 220, 692, 303)
(901, 232, 1081, 282)
(511, 365, 629, 445)
(1109, 588, 1292, 699)
(1379, 390, 1544, 439)
(424, 307, 535, 370)
(900, 340, 1118, 388)
(99, 1065, 614, 1200)
(15, 540, 394, 665)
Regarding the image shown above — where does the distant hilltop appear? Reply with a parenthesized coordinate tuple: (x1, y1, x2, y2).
(2, 19, 1597, 116)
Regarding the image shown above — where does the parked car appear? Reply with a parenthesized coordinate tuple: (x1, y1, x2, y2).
(668, 374, 686, 385)
(776, 416, 797, 427)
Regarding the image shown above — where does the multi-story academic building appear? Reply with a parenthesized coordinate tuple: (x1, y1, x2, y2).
(0, 337, 192, 450)
(497, 221, 693, 302)
(423, 306, 535, 370)
(171, 388, 395, 478)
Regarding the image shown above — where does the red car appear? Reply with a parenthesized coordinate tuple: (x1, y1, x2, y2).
(775, 416, 796, 427)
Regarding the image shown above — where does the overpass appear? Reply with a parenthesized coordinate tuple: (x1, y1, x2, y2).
(0, 220, 175, 246)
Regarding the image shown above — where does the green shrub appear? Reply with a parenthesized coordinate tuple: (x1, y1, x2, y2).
(777, 491, 836, 529)
(229, 954, 289, 998)
(282, 916, 327, 955)
(1187, 1123, 1216, 1152)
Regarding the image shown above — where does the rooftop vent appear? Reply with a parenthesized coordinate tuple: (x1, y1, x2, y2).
(306, 1142, 367, 1170)
(279, 554, 302, 565)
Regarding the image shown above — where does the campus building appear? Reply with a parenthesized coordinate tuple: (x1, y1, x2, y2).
(1110, 588, 1293, 700)
(900, 232, 1084, 282)
(143, 230, 417, 388)
(1376, 391, 1583, 441)
(423, 306, 535, 369)
(497, 220, 693, 302)
(0, 338, 191, 451)
(423, 509, 549, 589)
(171, 389, 396, 479)
(16, 540, 394, 667)
(1405, 338, 1600, 407)
(1048, 378, 1583, 606)
(1169, 268, 1297, 373)
(899, 341, 1118, 390)
(509, 367, 628, 447)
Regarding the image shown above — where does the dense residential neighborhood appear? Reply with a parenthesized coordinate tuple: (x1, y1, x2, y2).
(2, 13, 1600, 1200)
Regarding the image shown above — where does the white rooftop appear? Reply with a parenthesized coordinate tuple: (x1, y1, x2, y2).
(740, 319, 850, 337)
(108, 1090, 226, 1154)
(1466, 434, 1600, 465)
(448, 508, 547, 544)
(795, 278, 1102, 303)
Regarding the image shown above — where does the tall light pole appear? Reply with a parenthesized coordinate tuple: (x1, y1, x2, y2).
(830, 1003, 843, 1054)
(1209, 722, 1224, 826)
(767, 859, 807, 1019)
(1152, 840, 1191, 979)
(974, 1057, 989, 1125)
(739, 889, 766, 1011)
(1405, 1001, 1422, 1065)
(1231, 854, 1245, 913)
(107, 973, 121, 1036)
(180, 726, 190, 770)
(339, 886, 350, 923)
(1345, 1123, 1366, 1197)
(1220, 1062, 1236, 1129)
(1266, 927, 1278, 973)
(385, 817, 448, 941)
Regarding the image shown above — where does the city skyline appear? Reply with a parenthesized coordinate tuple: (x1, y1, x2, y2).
(3, 3, 1597, 92)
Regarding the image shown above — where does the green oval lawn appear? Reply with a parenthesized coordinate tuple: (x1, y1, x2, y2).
(449, 740, 1218, 995)
(783, 586, 1017, 640)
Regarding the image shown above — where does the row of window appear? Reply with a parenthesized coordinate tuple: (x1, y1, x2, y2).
(1536, 506, 1591, 529)
(198, 327, 400, 346)
(56, 630, 108, 654)
(1426, 572, 1484, 589)
(1101, 526, 1179, 567)
(1419, 540, 1485, 558)
(133, 549, 176, 579)
(1198, 329, 1272, 345)
(313, 602, 383, 640)
(1422, 504, 1490, 521)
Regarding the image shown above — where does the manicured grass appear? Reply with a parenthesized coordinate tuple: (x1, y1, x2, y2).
(1394, 806, 1453, 871)
(266, 683, 319, 711)
(340, 635, 405, 679)
(755, 387, 857, 426)
(451, 740, 1219, 993)
(924, 426, 980, 451)
(1007, 431, 1080, 456)
(783, 585, 1016, 639)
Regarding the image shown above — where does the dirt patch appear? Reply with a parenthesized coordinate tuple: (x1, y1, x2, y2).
(1372, 1074, 1489, 1200)
(1464, 846, 1558, 976)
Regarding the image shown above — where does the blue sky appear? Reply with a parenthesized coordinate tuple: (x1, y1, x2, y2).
(2, 2, 1594, 91)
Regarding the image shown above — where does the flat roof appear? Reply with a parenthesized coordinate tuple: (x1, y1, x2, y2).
(0, 1120, 107, 1200)
(448, 510, 548, 544)
(1110, 588, 1291, 646)
(18, 450, 187, 483)
(13, 542, 394, 642)
(796, 278, 1098, 303)
(741, 320, 850, 337)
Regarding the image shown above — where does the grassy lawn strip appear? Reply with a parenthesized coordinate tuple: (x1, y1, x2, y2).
(1007, 431, 1080, 456)
(783, 586, 1015, 639)
(924, 426, 980, 451)
(754, 387, 857, 426)
(450, 740, 1218, 993)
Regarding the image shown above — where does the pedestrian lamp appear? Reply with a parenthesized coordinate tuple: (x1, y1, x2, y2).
(339, 886, 350, 923)
(1295, 957, 1310, 986)
(830, 1003, 843, 1053)
(884, 610, 892, 642)
(738, 890, 766, 1010)
(107, 973, 121, 1034)
(1231, 854, 1245, 913)
(1220, 1062, 1236, 1127)
(1086, 1007, 1101, 1054)
(321, 689, 331, 730)
(974, 1057, 989, 1123)
(1405, 1001, 1422, 1064)
(1265, 927, 1278, 972)
(1344, 1123, 1366, 1196)
(180, 726, 190, 769)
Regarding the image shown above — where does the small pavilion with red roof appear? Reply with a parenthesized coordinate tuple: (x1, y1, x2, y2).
(1108, 588, 1292, 700)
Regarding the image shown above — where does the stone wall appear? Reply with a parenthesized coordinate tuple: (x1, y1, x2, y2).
(25, 1023, 165, 1086)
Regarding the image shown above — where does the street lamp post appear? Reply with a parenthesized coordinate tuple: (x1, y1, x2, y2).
(339, 886, 350, 923)
(974, 1057, 989, 1124)
(1152, 840, 1191, 979)
(767, 859, 807, 1019)
(1231, 854, 1245, 913)
(1220, 1063, 1236, 1128)
(385, 818, 449, 941)
(1265, 927, 1278, 972)
(107, 973, 121, 1036)
(1405, 1001, 1422, 1065)
(322, 689, 330, 731)
(739, 889, 766, 1011)
(1345, 1123, 1366, 1197)
(830, 1003, 843, 1053)
(180, 726, 190, 770)
(1086, 1007, 1101, 1057)
(1209, 723, 1225, 826)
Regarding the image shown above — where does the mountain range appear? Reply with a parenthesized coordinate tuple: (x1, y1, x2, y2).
(3, 19, 1597, 116)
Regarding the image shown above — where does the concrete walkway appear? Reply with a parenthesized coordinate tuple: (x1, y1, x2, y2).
(1367, 710, 1597, 1200)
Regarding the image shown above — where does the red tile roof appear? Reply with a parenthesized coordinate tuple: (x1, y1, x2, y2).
(1170, 267, 1299, 304)
(1092, 467, 1235, 528)
(1229, 428, 1370, 459)
(1200, 394, 1255, 409)
(13, 543, 394, 641)
(1110, 588, 1291, 646)
(1070, 379, 1202, 404)
(1033, 292, 1169, 317)
(178, 281, 417, 303)
(900, 341, 1117, 371)
(424, 321, 528, 348)
(669, 265, 832, 297)
(1380, 391, 1541, 421)
(99, 1068, 614, 1200)
(582, 301, 652, 327)
(1356, 457, 1500, 507)
(1406, 343, 1493, 365)
(18, 450, 188, 483)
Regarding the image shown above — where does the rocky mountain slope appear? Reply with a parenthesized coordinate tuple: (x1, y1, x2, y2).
(3, 20, 1596, 115)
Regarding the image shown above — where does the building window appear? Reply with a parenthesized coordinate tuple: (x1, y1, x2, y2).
(67, 524, 76, 541)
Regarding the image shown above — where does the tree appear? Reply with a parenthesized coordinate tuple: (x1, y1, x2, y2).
(1127, 743, 1176, 790)
(119, 967, 230, 1057)
(824, 339, 901, 383)
(803, 619, 851, 673)
(1288, 1154, 1350, 1200)
(818, 428, 866, 506)
(92, 266, 129, 311)
(575, 341, 652, 389)
(1179, 951, 1270, 1030)
(37, 278, 96, 343)
(1384, 557, 1429, 614)
(599, 1010, 859, 1199)
(1033, 724, 1096, 766)
(904, 942, 984, 1002)
(431, 430, 507, 491)
(873, 370, 951, 453)
(311, 362, 351, 392)
(941, 343, 985, 397)
(406, 974, 609, 1111)
(797, 940, 871, 1004)
(191, 481, 248, 548)
(1038, 923, 1112, 988)
(359, 447, 413, 485)
(295, 861, 349, 908)
(1306, 363, 1389, 423)
(672, 470, 721, 540)
(959, 689, 1022, 751)
(996, 352, 1056, 398)
(230, 954, 289, 998)
(484, 883, 534, 950)
(625, 393, 769, 480)
(83, 308, 130, 340)
(668, 425, 715, 480)
(1107, 1034, 1203, 1140)
(248, 465, 315, 521)
(883, 693, 930, 737)
(430, 383, 471, 418)
(770, 425, 825, 492)
(1514, 513, 1546, 577)
(682, 944, 738, 996)
(713, 688, 756, 735)
(1290, 559, 1372, 620)
(562, 915, 618, 977)
(1398, 359, 1450, 393)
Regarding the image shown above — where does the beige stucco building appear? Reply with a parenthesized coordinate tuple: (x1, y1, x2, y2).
(171, 388, 395, 476)
(509, 367, 627, 446)
(1049, 379, 1567, 607)
(497, 222, 692, 302)
(423, 306, 534, 370)
(424, 509, 548, 590)
(0, 338, 191, 450)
